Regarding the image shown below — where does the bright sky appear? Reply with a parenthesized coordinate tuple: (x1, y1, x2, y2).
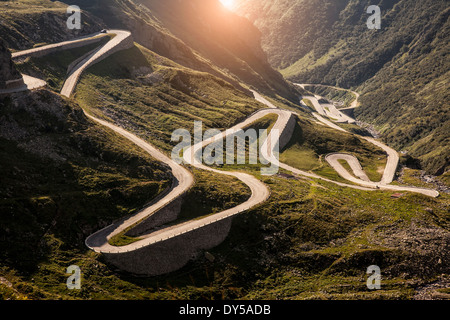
(219, 0, 235, 10)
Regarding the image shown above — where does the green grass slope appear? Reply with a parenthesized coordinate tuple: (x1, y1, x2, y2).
(2, 86, 448, 300)
(75, 43, 267, 152)
(0, 89, 172, 281)
(235, 0, 449, 175)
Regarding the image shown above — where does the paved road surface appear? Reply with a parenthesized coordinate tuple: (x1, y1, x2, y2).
(297, 83, 360, 110)
(297, 86, 437, 196)
(326, 154, 371, 182)
(84, 114, 195, 253)
(302, 94, 355, 124)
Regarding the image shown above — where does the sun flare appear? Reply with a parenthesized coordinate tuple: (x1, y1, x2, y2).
(219, 0, 235, 10)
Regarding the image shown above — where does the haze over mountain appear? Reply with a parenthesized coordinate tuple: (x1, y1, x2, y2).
(235, 0, 449, 175)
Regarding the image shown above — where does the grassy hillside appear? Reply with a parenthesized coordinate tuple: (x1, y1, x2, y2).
(0, 89, 171, 275)
(75, 43, 267, 152)
(2, 88, 448, 300)
(234, 0, 449, 176)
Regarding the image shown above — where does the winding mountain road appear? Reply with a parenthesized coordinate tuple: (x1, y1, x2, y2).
(297, 83, 437, 197)
(9, 31, 439, 257)
(297, 83, 360, 110)
(60, 30, 132, 97)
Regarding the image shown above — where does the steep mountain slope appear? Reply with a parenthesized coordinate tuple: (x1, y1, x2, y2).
(234, 0, 449, 175)
(0, 87, 171, 272)
(56, 0, 301, 102)
(0, 20, 253, 297)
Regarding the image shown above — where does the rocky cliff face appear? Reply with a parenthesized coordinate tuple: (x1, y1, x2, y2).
(0, 40, 22, 89)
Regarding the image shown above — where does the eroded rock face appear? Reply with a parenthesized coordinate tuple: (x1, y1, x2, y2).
(0, 40, 22, 89)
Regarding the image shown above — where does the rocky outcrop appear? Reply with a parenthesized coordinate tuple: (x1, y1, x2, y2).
(0, 40, 23, 90)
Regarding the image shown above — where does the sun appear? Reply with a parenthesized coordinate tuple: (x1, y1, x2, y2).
(219, 0, 235, 10)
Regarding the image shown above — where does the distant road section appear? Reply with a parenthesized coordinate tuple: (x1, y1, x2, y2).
(302, 94, 356, 124)
(296, 84, 437, 197)
(297, 83, 360, 110)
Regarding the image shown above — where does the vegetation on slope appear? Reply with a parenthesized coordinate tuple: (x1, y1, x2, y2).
(303, 86, 357, 109)
(2, 150, 448, 299)
(1, 0, 449, 301)
(15, 35, 111, 91)
(0, 89, 172, 276)
(75, 43, 267, 152)
(2, 89, 448, 300)
(235, 0, 449, 175)
(281, 117, 387, 183)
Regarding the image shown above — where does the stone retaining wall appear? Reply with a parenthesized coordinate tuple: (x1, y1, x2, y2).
(86, 34, 134, 68)
(66, 46, 102, 75)
(63, 32, 134, 97)
(125, 195, 185, 237)
(278, 113, 297, 151)
(104, 217, 233, 276)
